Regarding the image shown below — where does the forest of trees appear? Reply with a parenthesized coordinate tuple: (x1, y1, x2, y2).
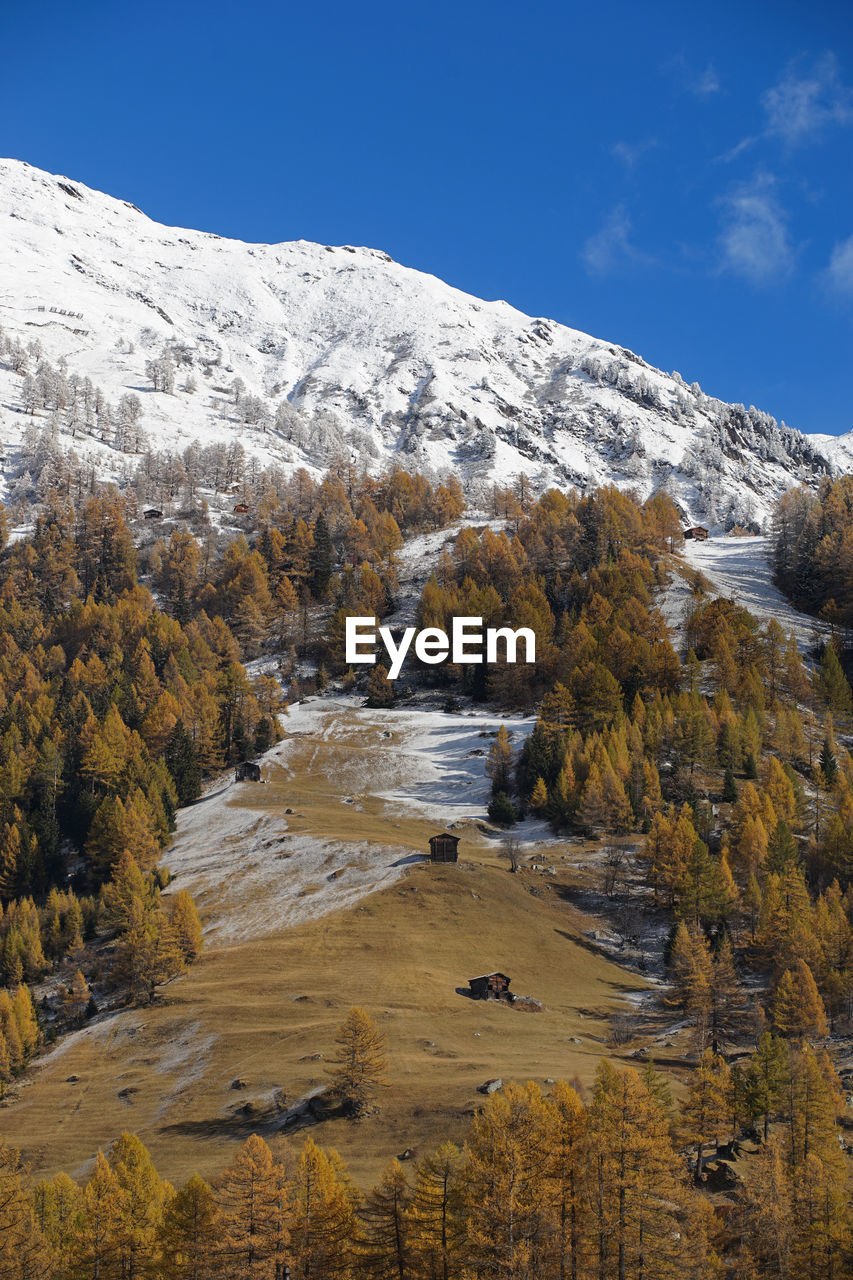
(0, 457, 473, 1093)
(0, 1037, 849, 1279)
(2, 333, 853, 1280)
(773, 474, 853, 626)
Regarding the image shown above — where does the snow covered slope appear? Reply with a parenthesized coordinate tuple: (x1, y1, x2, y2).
(0, 158, 846, 526)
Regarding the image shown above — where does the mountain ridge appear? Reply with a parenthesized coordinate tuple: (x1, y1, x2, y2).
(0, 156, 847, 527)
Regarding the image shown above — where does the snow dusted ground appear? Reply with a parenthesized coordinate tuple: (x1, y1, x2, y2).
(682, 535, 827, 652)
(163, 697, 536, 944)
(164, 780, 411, 945)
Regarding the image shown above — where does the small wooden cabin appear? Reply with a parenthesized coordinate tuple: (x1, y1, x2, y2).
(684, 525, 709, 541)
(143, 508, 163, 521)
(429, 832, 460, 863)
(469, 972, 512, 1002)
(235, 761, 262, 782)
(233, 503, 250, 514)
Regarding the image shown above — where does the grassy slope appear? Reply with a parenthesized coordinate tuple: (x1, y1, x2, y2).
(1, 708, 646, 1188)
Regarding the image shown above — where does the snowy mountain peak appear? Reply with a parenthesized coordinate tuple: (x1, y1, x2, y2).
(0, 157, 846, 528)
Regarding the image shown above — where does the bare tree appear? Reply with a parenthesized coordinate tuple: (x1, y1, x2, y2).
(500, 833, 522, 873)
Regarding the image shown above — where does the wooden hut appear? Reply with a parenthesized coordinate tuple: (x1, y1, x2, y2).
(428, 832, 460, 863)
(469, 972, 512, 1002)
(143, 508, 163, 521)
(235, 761, 262, 782)
(683, 525, 709, 541)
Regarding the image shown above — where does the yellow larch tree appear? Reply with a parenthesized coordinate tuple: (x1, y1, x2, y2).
(216, 1134, 288, 1280)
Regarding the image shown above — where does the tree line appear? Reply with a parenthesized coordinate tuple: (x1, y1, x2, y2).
(0, 1034, 848, 1279)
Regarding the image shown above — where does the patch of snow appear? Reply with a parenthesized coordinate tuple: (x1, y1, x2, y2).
(681, 535, 827, 652)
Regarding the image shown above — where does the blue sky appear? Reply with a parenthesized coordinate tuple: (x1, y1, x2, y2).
(3, 0, 852, 434)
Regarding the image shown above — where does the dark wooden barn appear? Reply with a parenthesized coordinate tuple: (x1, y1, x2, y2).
(235, 761, 262, 782)
(684, 525, 709, 541)
(469, 972, 512, 1002)
(429, 832, 460, 863)
(143, 508, 163, 521)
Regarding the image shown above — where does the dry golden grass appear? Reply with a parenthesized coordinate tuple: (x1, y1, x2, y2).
(1, 709, 647, 1188)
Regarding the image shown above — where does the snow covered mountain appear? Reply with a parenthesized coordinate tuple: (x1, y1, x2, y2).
(0, 157, 846, 527)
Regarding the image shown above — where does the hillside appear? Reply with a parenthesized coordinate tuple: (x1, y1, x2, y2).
(0, 158, 843, 529)
(2, 700, 643, 1186)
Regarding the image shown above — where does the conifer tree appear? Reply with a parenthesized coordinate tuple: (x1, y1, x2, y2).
(165, 721, 203, 805)
(767, 819, 799, 874)
(818, 643, 853, 718)
(359, 1158, 411, 1279)
(736, 1136, 792, 1278)
(159, 1173, 220, 1280)
(109, 1132, 167, 1280)
(290, 1138, 358, 1279)
(62, 968, 91, 1026)
(680, 1051, 731, 1184)
(0, 1144, 50, 1278)
(587, 1061, 698, 1278)
(772, 960, 828, 1040)
(216, 1134, 287, 1279)
(72, 1150, 123, 1279)
(546, 1080, 589, 1280)
(329, 1007, 388, 1118)
(668, 921, 713, 1050)
(406, 1142, 465, 1280)
(745, 1033, 788, 1142)
(461, 1080, 552, 1278)
(366, 665, 394, 709)
(310, 513, 335, 597)
(708, 935, 747, 1055)
(789, 1151, 849, 1280)
(485, 725, 514, 796)
(170, 890, 203, 961)
(529, 776, 549, 815)
(33, 1169, 83, 1263)
(786, 1046, 844, 1175)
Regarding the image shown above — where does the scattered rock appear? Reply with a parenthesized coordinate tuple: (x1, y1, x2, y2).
(478, 1078, 503, 1095)
(299, 1053, 324, 1062)
(230, 1078, 248, 1090)
(285, 808, 294, 814)
(118, 1086, 139, 1102)
(569, 1036, 582, 1044)
(398, 1147, 417, 1161)
(66, 1075, 79, 1083)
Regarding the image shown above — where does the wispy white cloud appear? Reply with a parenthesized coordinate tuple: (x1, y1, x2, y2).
(825, 235, 853, 295)
(668, 54, 721, 98)
(715, 135, 757, 164)
(611, 138, 660, 169)
(762, 53, 853, 146)
(582, 206, 656, 275)
(717, 173, 794, 284)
